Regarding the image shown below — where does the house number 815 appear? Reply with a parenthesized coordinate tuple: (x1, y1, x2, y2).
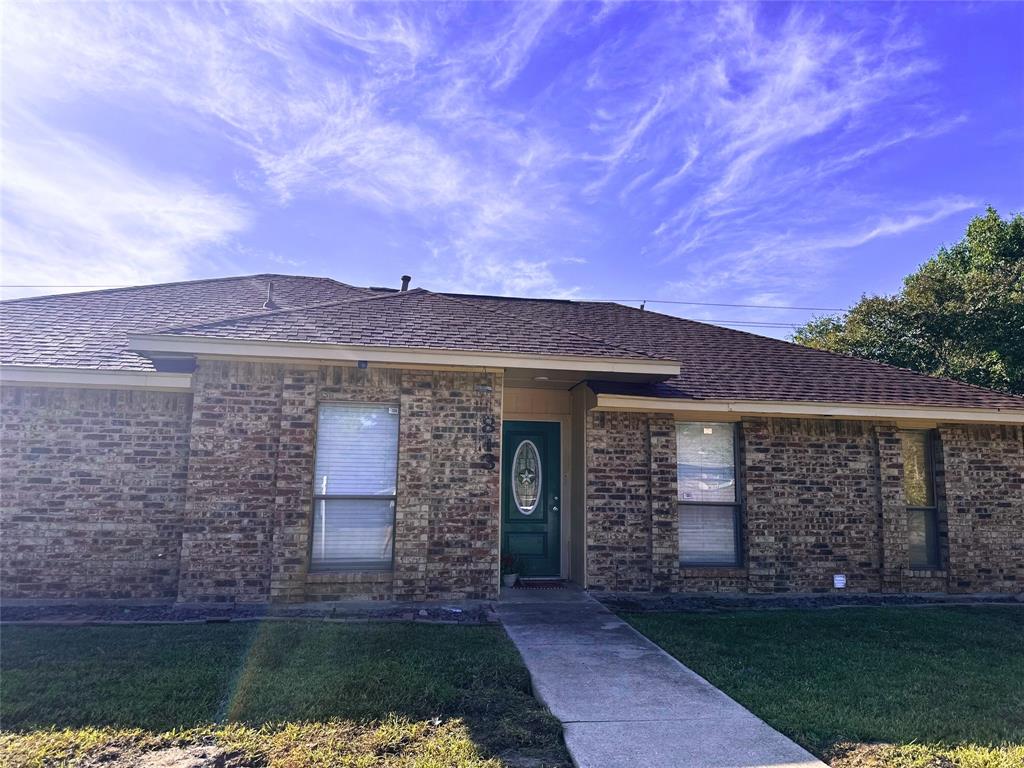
(480, 415, 497, 470)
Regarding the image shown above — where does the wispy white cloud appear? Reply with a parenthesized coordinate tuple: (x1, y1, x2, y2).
(0, 112, 249, 299)
(584, 89, 668, 194)
(662, 196, 979, 307)
(485, 1, 561, 90)
(1, 1, 582, 297)
(1, 1, 987, 309)
(559, 3, 970, 305)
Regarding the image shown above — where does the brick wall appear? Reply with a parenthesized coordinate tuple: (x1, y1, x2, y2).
(940, 424, 1024, 593)
(177, 360, 502, 603)
(4, 375, 1018, 603)
(423, 373, 503, 600)
(1, 386, 191, 599)
(177, 361, 284, 603)
(584, 411, 1022, 596)
(586, 411, 677, 591)
(743, 418, 884, 593)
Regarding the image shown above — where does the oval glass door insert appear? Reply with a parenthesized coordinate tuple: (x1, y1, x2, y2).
(512, 440, 542, 515)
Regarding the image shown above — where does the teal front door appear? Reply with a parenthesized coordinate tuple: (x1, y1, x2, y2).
(502, 421, 561, 578)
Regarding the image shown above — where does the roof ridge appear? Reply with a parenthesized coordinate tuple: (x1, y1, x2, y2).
(143, 286, 432, 336)
(141, 297, 366, 335)
(606, 302, 1024, 402)
(437, 292, 669, 361)
(441, 291, 577, 305)
(0, 273, 367, 306)
(347, 287, 431, 303)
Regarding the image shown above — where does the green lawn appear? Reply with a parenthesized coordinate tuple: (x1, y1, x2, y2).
(0, 621, 569, 768)
(623, 605, 1024, 768)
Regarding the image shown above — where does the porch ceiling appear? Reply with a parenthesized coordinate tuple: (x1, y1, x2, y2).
(502, 366, 672, 390)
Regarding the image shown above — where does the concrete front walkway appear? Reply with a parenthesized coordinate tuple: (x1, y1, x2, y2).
(497, 587, 826, 768)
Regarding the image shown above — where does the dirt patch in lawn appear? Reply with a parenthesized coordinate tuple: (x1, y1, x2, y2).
(78, 744, 252, 768)
(823, 741, 1024, 768)
(824, 743, 922, 768)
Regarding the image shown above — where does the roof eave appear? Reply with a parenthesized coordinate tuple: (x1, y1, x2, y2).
(593, 393, 1024, 425)
(126, 333, 681, 378)
(0, 364, 192, 392)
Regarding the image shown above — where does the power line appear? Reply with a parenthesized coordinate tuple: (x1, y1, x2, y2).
(0, 285, 818, 328)
(0, 285, 848, 313)
(591, 298, 847, 312)
(704, 321, 802, 329)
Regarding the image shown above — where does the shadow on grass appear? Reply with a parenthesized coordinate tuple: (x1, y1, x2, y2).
(0, 621, 570, 767)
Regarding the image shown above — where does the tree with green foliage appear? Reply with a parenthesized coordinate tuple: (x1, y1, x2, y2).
(793, 208, 1024, 395)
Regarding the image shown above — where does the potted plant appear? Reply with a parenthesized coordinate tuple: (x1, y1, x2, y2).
(501, 553, 520, 588)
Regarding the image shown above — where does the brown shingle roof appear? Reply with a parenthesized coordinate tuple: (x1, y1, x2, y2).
(3, 274, 1022, 411)
(149, 288, 657, 360)
(0, 274, 368, 371)
(439, 294, 1024, 411)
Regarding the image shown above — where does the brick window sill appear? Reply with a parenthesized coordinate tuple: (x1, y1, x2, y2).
(306, 571, 393, 584)
(905, 569, 947, 579)
(680, 566, 747, 577)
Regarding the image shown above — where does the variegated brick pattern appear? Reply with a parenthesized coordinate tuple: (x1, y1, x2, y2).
(1, 386, 191, 599)
(177, 360, 502, 603)
(585, 413, 1023, 595)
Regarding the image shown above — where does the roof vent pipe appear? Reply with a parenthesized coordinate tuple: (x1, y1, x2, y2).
(263, 281, 277, 310)
(400, 275, 411, 291)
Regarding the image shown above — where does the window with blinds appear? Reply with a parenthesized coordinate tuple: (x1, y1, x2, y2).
(311, 402, 399, 571)
(902, 429, 940, 569)
(677, 422, 741, 567)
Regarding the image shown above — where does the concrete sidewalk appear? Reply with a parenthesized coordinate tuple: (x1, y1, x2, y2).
(497, 587, 826, 768)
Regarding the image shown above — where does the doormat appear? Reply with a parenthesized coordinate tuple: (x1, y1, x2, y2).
(514, 580, 567, 589)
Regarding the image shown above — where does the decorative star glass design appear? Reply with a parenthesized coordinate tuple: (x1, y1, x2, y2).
(512, 440, 541, 515)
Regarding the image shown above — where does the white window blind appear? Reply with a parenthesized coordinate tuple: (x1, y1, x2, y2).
(312, 402, 399, 571)
(677, 422, 740, 567)
(680, 505, 737, 566)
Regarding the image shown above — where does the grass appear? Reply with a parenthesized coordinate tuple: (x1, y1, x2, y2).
(0, 621, 569, 768)
(622, 605, 1024, 768)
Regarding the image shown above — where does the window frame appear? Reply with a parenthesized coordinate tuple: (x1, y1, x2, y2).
(309, 400, 400, 573)
(902, 429, 941, 570)
(676, 421, 743, 569)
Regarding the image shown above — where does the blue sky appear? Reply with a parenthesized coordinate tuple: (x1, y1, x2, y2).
(2, 1, 1022, 336)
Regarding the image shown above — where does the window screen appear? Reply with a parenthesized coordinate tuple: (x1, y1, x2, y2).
(677, 422, 737, 503)
(902, 430, 934, 508)
(677, 422, 740, 567)
(901, 430, 940, 569)
(312, 402, 399, 571)
(909, 508, 939, 570)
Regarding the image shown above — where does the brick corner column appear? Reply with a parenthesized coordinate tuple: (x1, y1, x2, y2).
(268, 367, 319, 603)
(392, 371, 434, 601)
(875, 424, 906, 593)
(742, 417, 776, 593)
(937, 423, 974, 593)
(649, 414, 679, 592)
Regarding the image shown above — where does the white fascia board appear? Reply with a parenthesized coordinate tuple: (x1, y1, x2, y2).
(126, 334, 681, 377)
(0, 365, 192, 391)
(594, 393, 1024, 425)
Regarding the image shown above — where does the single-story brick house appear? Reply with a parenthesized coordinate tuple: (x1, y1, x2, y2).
(2, 274, 1022, 603)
